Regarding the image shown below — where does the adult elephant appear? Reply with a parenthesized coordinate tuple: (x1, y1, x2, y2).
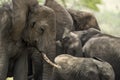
(67, 9, 100, 31)
(41, 53, 115, 80)
(24, 4, 56, 80)
(0, 1, 56, 80)
(0, 0, 34, 79)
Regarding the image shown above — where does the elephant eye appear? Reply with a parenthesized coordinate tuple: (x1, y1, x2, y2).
(31, 22, 36, 28)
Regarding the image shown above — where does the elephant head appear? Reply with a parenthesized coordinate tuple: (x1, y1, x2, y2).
(62, 31, 83, 57)
(23, 5, 56, 52)
(22, 5, 56, 80)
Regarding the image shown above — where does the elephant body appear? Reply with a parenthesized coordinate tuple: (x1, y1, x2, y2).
(0, 1, 56, 80)
(0, 3, 34, 80)
(81, 29, 120, 80)
(52, 54, 115, 80)
(67, 9, 100, 31)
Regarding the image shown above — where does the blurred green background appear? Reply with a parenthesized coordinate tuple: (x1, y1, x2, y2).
(0, 0, 119, 80)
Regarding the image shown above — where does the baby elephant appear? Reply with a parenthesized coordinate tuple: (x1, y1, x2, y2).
(43, 54, 115, 80)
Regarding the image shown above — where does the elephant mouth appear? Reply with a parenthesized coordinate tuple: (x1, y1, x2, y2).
(35, 46, 61, 69)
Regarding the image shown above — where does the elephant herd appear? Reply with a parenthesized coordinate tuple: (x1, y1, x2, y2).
(0, 0, 119, 80)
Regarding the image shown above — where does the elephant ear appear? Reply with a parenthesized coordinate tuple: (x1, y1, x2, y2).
(11, 0, 38, 41)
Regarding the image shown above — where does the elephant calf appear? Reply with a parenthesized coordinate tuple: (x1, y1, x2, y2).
(61, 32, 83, 57)
(43, 54, 115, 80)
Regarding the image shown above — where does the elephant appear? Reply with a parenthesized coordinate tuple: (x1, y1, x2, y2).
(44, 0, 74, 41)
(0, 0, 33, 80)
(0, 1, 56, 80)
(41, 54, 115, 80)
(63, 28, 120, 80)
(0, 0, 31, 79)
(24, 4, 56, 80)
(67, 9, 100, 31)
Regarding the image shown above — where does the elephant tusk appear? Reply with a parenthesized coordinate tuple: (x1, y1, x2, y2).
(35, 47, 61, 69)
(41, 52, 62, 69)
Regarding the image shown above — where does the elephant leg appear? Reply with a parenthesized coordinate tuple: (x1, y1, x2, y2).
(13, 53, 28, 80)
(0, 53, 8, 80)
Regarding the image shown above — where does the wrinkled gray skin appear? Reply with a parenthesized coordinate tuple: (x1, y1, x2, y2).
(23, 5, 56, 80)
(0, 1, 56, 80)
(45, 0, 74, 41)
(0, 0, 38, 79)
(59, 28, 100, 57)
(61, 32, 83, 57)
(52, 54, 115, 80)
(56, 8, 101, 56)
(67, 9, 100, 31)
(74, 28, 120, 80)
(0, 3, 12, 80)
(12, 0, 38, 41)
